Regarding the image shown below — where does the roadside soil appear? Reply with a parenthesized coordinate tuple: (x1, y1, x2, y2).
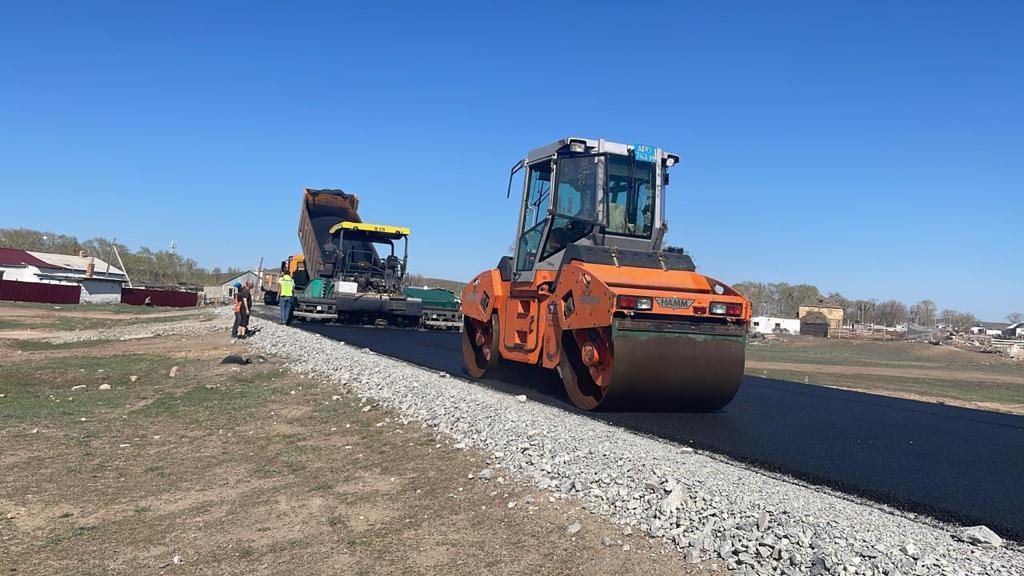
(0, 304, 199, 320)
(747, 336, 1024, 414)
(0, 303, 208, 340)
(0, 312, 709, 575)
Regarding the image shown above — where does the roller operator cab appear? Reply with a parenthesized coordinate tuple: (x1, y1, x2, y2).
(461, 138, 751, 411)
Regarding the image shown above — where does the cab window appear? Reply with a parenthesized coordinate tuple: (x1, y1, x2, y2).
(606, 155, 655, 237)
(516, 162, 552, 271)
(542, 155, 600, 260)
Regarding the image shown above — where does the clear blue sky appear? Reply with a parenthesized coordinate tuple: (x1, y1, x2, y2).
(1, 1, 1021, 319)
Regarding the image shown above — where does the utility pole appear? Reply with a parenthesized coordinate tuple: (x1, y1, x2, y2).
(255, 257, 264, 299)
(105, 240, 113, 279)
(113, 245, 133, 288)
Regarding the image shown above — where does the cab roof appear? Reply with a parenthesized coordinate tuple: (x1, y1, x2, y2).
(329, 221, 410, 239)
(526, 137, 678, 164)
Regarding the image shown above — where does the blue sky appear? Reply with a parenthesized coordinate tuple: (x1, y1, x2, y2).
(1, 1, 1021, 319)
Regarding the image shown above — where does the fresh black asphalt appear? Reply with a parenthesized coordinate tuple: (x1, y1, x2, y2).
(267, 313, 1024, 542)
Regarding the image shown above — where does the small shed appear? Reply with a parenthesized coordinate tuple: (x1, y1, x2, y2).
(799, 303, 845, 331)
(800, 311, 830, 338)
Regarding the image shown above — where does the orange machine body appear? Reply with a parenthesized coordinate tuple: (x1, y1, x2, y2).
(460, 137, 751, 411)
(462, 263, 750, 371)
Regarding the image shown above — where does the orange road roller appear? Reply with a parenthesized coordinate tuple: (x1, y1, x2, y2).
(460, 138, 751, 411)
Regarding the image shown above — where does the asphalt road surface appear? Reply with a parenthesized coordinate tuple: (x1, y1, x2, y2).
(264, 311, 1024, 541)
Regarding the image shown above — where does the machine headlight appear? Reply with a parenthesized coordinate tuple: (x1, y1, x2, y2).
(709, 302, 728, 315)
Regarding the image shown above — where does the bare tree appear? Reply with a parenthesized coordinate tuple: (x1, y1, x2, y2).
(850, 299, 877, 325)
(875, 300, 909, 327)
(910, 299, 937, 327)
(940, 309, 977, 330)
(1007, 312, 1024, 324)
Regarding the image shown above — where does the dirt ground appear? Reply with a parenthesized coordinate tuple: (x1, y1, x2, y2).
(0, 302, 205, 339)
(746, 335, 1024, 414)
(0, 306, 710, 575)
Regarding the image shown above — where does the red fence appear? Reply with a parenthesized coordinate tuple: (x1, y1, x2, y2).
(121, 287, 200, 308)
(0, 279, 81, 304)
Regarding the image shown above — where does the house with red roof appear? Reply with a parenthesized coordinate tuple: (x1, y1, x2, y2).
(0, 248, 127, 303)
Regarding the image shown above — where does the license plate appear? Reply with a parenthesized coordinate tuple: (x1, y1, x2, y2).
(633, 144, 656, 163)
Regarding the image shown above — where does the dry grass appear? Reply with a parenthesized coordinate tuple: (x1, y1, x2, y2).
(747, 336, 1024, 414)
(0, 312, 708, 575)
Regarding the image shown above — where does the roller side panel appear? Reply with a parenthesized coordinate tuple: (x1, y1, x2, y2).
(460, 269, 506, 323)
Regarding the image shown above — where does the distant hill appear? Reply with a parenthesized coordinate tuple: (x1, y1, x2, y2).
(406, 275, 465, 295)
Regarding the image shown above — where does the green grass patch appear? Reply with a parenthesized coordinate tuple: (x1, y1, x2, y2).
(266, 537, 310, 554)
(0, 354, 178, 425)
(39, 524, 98, 546)
(0, 319, 29, 330)
(310, 480, 334, 492)
(760, 368, 1024, 406)
(1, 301, 194, 315)
(0, 309, 204, 333)
(8, 339, 107, 352)
(130, 367, 288, 427)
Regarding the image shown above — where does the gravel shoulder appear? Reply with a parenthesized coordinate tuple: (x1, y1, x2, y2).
(246, 314, 1024, 576)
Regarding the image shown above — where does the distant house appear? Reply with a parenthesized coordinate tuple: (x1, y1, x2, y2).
(799, 311, 831, 337)
(969, 322, 1007, 337)
(798, 303, 844, 331)
(205, 271, 260, 303)
(0, 247, 126, 303)
(750, 316, 800, 335)
(1004, 322, 1024, 339)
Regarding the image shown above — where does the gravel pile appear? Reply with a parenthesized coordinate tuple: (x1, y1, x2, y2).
(239, 315, 1018, 575)
(46, 314, 225, 343)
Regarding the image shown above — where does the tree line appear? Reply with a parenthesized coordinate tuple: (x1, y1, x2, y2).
(0, 228, 244, 288)
(733, 281, 1019, 329)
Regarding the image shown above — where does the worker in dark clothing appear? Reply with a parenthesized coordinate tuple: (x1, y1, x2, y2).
(238, 281, 254, 337)
(231, 282, 250, 338)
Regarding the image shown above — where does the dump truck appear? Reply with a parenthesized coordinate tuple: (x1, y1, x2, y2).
(460, 138, 751, 411)
(262, 255, 307, 305)
(292, 188, 422, 326)
(405, 286, 463, 330)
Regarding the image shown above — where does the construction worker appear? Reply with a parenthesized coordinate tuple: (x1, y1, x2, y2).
(279, 272, 295, 325)
(231, 282, 247, 338)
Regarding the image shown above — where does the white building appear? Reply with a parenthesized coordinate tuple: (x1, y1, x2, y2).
(0, 247, 127, 303)
(1004, 322, 1024, 339)
(969, 322, 1007, 337)
(203, 271, 260, 304)
(750, 316, 801, 335)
